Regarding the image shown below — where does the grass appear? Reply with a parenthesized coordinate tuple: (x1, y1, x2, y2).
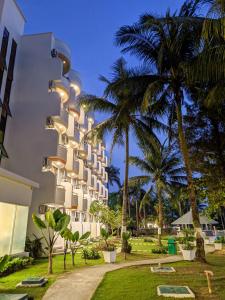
(0, 238, 166, 299)
(0, 253, 104, 300)
(92, 252, 225, 300)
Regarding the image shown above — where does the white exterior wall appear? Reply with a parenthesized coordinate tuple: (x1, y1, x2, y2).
(0, 0, 108, 242)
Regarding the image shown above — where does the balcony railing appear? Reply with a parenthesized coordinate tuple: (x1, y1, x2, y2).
(68, 69, 82, 96)
(54, 38, 71, 74)
(46, 115, 67, 134)
(55, 187, 65, 206)
(49, 77, 70, 103)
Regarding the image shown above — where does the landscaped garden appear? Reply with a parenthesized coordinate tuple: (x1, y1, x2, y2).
(93, 252, 225, 300)
(0, 238, 169, 300)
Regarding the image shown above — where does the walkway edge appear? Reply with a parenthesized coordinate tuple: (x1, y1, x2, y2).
(43, 255, 183, 300)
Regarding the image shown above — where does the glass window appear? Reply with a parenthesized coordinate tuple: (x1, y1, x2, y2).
(0, 202, 29, 256)
(0, 202, 15, 256)
(11, 205, 29, 254)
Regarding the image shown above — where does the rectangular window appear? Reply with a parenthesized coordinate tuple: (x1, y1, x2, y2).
(0, 39, 17, 161)
(0, 28, 9, 93)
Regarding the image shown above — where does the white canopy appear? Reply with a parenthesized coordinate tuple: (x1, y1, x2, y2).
(172, 210, 218, 226)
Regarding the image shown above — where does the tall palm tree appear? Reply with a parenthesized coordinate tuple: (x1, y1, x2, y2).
(116, 0, 207, 261)
(129, 142, 186, 246)
(105, 165, 121, 189)
(79, 58, 160, 248)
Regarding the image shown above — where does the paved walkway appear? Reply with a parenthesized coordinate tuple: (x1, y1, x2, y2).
(43, 255, 183, 300)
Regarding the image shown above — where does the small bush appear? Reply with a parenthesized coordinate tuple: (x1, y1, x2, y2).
(215, 237, 225, 243)
(122, 242, 132, 254)
(144, 238, 154, 243)
(82, 248, 101, 260)
(0, 256, 33, 277)
(25, 234, 44, 258)
(152, 247, 167, 254)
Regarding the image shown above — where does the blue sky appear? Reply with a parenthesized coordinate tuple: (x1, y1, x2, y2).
(17, 0, 184, 188)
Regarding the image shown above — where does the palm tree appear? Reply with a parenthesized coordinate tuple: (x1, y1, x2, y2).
(79, 58, 160, 248)
(116, 0, 207, 261)
(106, 164, 121, 189)
(129, 142, 186, 246)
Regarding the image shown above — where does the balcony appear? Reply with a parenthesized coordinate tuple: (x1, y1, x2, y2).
(45, 145, 67, 169)
(54, 38, 71, 74)
(68, 136, 78, 149)
(67, 160, 79, 179)
(49, 77, 70, 103)
(77, 143, 88, 160)
(46, 115, 67, 134)
(68, 106, 80, 120)
(102, 156, 108, 167)
(69, 69, 82, 96)
(54, 187, 65, 207)
(78, 169, 88, 185)
(66, 194, 78, 210)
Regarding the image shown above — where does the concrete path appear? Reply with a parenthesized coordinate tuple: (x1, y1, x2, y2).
(43, 255, 183, 300)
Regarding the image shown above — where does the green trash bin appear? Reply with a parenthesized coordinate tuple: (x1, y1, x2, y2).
(168, 238, 177, 255)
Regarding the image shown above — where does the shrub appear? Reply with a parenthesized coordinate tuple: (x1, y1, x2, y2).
(215, 237, 225, 243)
(182, 242, 195, 250)
(152, 247, 167, 254)
(144, 238, 154, 243)
(25, 234, 44, 258)
(176, 236, 195, 244)
(82, 248, 101, 260)
(0, 256, 33, 277)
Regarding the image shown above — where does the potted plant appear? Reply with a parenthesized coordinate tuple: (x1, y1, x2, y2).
(214, 237, 224, 250)
(100, 228, 117, 263)
(181, 242, 196, 261)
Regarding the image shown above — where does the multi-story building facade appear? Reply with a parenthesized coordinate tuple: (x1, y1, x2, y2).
(0, 0, 108, 255)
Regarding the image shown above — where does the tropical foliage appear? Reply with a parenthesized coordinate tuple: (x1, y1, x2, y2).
(32, 209, 70, 274)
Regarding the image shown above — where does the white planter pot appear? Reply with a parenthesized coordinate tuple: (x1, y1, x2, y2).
(102, 250, 117, 263)
(181, 249, 196, 261)
(214, 243, 223, 250)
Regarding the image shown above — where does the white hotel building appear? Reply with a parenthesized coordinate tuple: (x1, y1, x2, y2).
(0, 0, 108, 256)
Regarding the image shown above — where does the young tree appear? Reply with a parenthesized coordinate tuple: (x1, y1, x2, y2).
(129, 142, 186, 246)
(32, 209, 70, 274)
(62, 229, 90, 267)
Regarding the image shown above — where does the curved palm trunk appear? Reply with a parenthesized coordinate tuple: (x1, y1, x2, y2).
(121, 127, 129, 250)
(156, 182, 163, 247)
(136, 198, 139, 236)
(143, 205, 146, 229)
(176, 100, 206, 262)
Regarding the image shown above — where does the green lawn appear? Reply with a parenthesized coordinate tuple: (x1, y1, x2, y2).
(130, 237, 167, 252)
(0, 238, 166, 300)
(92, 252, 225, 300)
(0, 253, 104, 300)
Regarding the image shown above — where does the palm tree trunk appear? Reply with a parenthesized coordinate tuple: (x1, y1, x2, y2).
(136, 198, 139, 235)
(143, 205, 146, 229)
(121, 126, 129, 249)
(176, 100, 206, 262)
(157, 182, 163, 247)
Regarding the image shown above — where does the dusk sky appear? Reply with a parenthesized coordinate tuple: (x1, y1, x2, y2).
(17, 0, 184, 188)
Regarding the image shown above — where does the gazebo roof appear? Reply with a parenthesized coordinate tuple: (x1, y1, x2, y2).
(172, 210, 218, 226)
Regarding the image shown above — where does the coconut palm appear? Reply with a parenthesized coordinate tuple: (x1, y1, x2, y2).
(79, 58, 161, 248)
(116, 0, 207, 261)
(129, 141, 186, 246)
(106, 164, 121, 189)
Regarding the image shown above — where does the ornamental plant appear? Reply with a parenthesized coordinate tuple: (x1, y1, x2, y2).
(32, 209, 70, 274)
(100, 228, 116, 251)
(61, 228, 90, 267)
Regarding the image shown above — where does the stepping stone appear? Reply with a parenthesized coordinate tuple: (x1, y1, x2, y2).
(0, 295, 28, 300)
(151, 266, 175, 273)
(16, 277, 48, 287)
(157, 285, 195, 298)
